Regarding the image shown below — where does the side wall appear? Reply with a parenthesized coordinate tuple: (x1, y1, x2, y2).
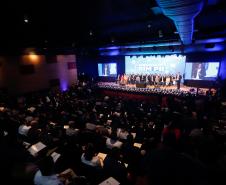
(0, 54, 77, 94)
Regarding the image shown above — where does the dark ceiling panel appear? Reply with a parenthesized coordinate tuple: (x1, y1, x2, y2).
(0, 0, 225, 50)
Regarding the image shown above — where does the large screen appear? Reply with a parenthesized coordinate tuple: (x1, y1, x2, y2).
(98, 63, 117, 77)
(125, 55, 186, 75)
(184, 62, 220, 80)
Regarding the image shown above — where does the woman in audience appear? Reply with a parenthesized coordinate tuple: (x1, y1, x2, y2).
(34, 156, 63, 185)
(103, 147, 128, 184)
(106, 131, 123, 149)
(81, 143, 102, 168)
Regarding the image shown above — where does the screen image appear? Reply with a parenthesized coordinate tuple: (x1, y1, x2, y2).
(125, 55, 186, 75)
(98, 63, 117, 77)
(184, 62, 220, 80)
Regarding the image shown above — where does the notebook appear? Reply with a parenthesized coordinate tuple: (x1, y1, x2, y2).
(64, 125, 69, 129)
(97, 152, 107, 161)
(28, 142, 46, 157)
(133, 143, 142, 148)
(99, 177, 120, 185)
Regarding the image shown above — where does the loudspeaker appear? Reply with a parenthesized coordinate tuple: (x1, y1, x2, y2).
(205, 43, 215, 48)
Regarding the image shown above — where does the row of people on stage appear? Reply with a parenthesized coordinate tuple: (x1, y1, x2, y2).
(117, 73, 182, 86)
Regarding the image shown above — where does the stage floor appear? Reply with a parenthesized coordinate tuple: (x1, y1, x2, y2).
(97, 82, 214, 96)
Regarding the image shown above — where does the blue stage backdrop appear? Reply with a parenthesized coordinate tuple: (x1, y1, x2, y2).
(76, 52, 226, 81)
(125, 55, 186, 75)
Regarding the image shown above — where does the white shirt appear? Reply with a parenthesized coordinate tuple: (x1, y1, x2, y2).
(106, 138, 123, 149)
(34, 170, 63, 185)
(18, 124, 31, 136)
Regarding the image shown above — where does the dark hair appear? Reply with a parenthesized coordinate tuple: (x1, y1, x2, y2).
(126, 133, 134, 144)
(38, 156, 54, 176)
(110, 131, 118, 141)
(109, 147, 120, 160)
(84, 143, 95, 161)
(162, 130, 177, 148)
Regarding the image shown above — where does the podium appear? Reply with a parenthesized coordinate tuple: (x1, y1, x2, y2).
(136, 83, 146, 88)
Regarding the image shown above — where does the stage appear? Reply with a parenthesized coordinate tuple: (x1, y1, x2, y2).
(97, 82, 215, 96)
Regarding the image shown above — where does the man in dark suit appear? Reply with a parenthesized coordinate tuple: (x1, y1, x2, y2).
(176, 72, 182, 90)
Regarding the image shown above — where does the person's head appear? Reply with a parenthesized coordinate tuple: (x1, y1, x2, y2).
(38, 156, 55, 176)
(84, 143, 95, 161)
(110, 131, 118, 141)
(162, 130, 177, 148)
(109, 147, 120, 160)
(126, 133, 134, 144)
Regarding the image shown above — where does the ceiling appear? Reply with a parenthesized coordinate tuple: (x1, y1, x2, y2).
(0, 0, 225, 51)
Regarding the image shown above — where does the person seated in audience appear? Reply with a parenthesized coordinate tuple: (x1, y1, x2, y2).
(34, 156, 63, 185)
(106, 131, 123, 149)
(81, 143, 102, 168)
(18, 116, 33, 136)
(117, 127, 129, 140)
(65, 121, 79, 137)
(103, 147, 128, 184)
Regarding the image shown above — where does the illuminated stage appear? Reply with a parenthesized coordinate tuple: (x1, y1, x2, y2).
(97, 82, 215, 96)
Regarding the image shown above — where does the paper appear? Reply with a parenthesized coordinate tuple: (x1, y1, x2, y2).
(97, 152, 107, 161)
(99, 177, 120, 185)
(28, 142, 46, 157)
(60, 168, 77, 178)
(131, 132, 136, 139)
(133, 143, 142, 148)
(51, 152, 61, 163)
(64, 125, 69, 129)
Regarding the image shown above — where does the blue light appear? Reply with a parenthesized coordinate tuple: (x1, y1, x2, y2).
(60, 81, 68, 91)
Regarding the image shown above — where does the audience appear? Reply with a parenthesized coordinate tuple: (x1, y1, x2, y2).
(0, 80, 226, 185)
